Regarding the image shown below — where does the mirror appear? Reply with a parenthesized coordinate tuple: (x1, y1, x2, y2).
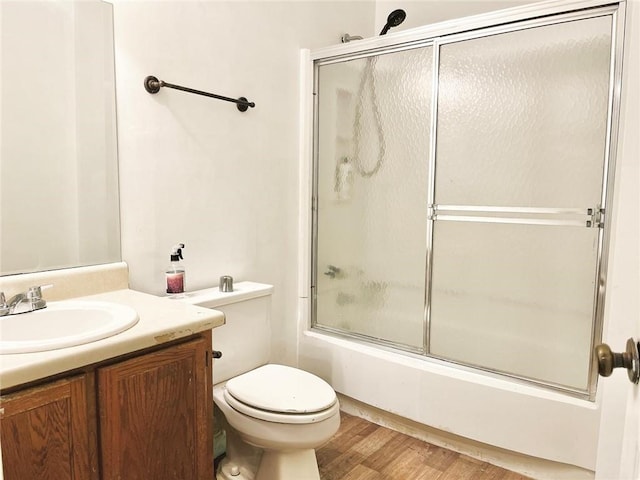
(0, 0, 120, 276)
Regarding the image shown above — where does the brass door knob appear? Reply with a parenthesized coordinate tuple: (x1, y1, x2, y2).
(595, 338, 639, 384)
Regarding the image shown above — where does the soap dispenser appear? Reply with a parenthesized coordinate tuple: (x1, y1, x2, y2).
(166, 243, 186, 296)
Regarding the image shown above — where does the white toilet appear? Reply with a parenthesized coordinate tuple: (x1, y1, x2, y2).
(181, 282, 340, 480)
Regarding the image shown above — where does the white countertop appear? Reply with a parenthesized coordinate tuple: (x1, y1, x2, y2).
(0, 288, 225, 390)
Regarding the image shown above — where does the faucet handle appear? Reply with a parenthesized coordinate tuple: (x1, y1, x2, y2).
(0, 292, 9, 316)
(27, 284, 52, 300)
(26, 284, 52, 310)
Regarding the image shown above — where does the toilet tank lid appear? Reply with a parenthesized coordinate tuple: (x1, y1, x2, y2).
(181, 281, 273, 308)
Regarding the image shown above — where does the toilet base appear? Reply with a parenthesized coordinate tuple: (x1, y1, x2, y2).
(217, 432, 321, 480)
(217, 457, 256, 480)
(215, 412, 262, 480)
(256, 449, 320, 480)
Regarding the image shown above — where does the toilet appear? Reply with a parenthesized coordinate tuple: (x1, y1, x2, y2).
(181, 282, 340, 480)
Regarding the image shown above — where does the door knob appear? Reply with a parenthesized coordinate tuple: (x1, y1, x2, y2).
(595, 338, 639, 384)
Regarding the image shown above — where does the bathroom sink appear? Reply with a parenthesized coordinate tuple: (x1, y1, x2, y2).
(0, 300, 139, 354)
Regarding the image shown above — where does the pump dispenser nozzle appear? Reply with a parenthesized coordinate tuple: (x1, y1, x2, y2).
(170, 243, 185, 261)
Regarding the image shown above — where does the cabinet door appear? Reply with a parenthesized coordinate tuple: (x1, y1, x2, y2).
(98, 335, 213, 480)
(0, 374, 97, 480)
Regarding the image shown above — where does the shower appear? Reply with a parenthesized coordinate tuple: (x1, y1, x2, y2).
(349, 9, 407, 179)
(380, 9, 406, 35)
(314, 5, 618, 397)
(306, 0, 625, 470)
(341, 8, 406, 42)
(351, 56, 384, 178)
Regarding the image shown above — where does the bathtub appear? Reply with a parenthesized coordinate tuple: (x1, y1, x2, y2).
(297, 295, 600, 471)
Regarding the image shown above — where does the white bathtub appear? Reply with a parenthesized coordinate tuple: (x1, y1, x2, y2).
(297, 297, 601, 471)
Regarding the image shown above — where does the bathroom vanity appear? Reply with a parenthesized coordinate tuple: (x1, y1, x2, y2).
(2, 334, 212, 479)
(0, 268, 224, 480)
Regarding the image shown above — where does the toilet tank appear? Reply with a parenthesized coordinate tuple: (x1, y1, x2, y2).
(181, 281, 273, 384)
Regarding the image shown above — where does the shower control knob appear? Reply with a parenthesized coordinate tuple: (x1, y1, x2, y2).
(595, 338, 639, 384)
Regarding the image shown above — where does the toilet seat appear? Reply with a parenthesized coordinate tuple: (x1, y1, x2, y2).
(224, 364, 338, 424)
(223, 390, 339, 424)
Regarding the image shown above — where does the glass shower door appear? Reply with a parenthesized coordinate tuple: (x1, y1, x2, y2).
(311, 7, 618, 396)
(429, 15, 614, 392)
(313, 45, 433, 350)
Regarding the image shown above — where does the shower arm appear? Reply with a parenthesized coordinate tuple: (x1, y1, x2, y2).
(144, 76, 255, 112)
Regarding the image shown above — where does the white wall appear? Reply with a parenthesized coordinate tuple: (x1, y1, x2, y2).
(113, 1, 375, 366)
(375, 0, 533, 31)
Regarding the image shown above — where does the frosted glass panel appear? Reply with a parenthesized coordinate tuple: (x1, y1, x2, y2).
(430, 221, 598, 390)
(311, 12, 616, 395)
(314, 47, 432, 349)
(435, 16, 612, 208)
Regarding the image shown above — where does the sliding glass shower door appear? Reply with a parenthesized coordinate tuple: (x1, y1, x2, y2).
(314, 45, 433, 350)
(312, 8, 619, 396)
(429, 15, 613, 392)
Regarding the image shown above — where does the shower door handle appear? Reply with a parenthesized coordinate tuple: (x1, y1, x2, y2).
(594, 338, 639, 384)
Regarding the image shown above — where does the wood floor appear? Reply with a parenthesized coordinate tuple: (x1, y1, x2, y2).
(317, 413, 532, 480)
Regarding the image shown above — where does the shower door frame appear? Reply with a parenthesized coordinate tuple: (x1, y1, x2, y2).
(304, 0, 626, 400)
(311, 39, 436, 355)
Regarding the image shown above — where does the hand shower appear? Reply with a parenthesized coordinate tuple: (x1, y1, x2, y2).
(380, 9, 406, 35)
(342, 8, 407, 42)
(350, 9, 408, 178)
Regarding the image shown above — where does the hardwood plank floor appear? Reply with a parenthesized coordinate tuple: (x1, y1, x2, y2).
(317, 413, 532, 480)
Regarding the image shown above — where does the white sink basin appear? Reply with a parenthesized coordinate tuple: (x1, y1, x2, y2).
(0, 300, 139, 354)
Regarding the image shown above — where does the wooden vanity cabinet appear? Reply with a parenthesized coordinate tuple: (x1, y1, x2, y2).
(98, 335, 213, 480)
(1, 332, 213, 480)
(0, 374, 97, 480)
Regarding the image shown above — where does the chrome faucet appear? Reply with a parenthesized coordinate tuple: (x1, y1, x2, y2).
(0, 285, 50, 316)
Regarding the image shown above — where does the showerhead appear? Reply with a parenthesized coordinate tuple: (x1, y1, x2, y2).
(380, 9, 406, 35)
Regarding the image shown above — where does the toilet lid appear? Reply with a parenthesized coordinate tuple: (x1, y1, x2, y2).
(225, 364, 336, 414)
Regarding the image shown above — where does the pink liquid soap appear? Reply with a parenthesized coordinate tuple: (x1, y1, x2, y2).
(166, 273, 184, 294)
